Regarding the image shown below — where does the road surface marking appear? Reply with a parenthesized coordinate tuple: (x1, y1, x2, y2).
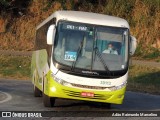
(0, 91, 12, 103)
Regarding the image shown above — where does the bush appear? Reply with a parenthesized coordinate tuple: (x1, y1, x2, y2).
(0, 0, 31, 16)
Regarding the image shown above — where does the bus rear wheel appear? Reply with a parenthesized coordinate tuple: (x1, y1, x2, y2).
(43, 93, 55, 107)
(34, 85, 42, 97)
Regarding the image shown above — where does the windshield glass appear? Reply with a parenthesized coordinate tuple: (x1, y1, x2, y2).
(54, 21, 129, 72)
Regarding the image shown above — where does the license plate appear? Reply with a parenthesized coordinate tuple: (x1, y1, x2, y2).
(81, 92, 94, 97)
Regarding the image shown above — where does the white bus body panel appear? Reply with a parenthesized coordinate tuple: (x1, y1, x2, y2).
(37, 11, 129, 30)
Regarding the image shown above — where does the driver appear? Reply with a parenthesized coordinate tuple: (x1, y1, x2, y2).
(102, 43, 118, 55)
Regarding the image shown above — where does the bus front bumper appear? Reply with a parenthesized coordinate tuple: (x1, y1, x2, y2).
(45, 77, 126, 104)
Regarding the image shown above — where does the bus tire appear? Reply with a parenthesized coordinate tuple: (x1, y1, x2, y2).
(102, 103, 111, 109)
(43, 93, 55, 107)
(34, 85, 42, 97)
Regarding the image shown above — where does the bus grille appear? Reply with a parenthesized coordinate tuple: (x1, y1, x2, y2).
(63, 89, 111, 100)
(71, 83, 107, 90)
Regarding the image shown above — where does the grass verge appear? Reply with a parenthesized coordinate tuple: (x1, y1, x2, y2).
(0, 55, 31, 80)
(0, 56, 160, 95)
(128, 65, 160, 95)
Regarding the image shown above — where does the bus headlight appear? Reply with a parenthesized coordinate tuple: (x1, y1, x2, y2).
(50, 87, 56, 92)
(108, 81, 127, 91)
(51, 73, 69, 86)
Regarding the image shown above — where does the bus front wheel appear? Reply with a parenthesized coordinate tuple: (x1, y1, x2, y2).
(102, 103, 111, 109)
(34, 85, 42, 97)
(43, 93, 55, 107)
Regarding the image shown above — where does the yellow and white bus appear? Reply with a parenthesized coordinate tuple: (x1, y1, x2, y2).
(31, 11, 137, 107)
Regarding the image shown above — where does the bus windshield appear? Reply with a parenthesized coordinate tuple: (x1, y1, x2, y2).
(53, 21, 129, 72)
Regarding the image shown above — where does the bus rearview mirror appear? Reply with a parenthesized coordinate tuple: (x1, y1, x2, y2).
(130, 36, 137, 55)
(47, 25, 56, 45)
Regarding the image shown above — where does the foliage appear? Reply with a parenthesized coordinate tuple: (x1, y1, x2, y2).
(0, 0, 31, 16)
(143, 49, 160, 59)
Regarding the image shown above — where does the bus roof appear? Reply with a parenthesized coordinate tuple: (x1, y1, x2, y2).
(36, 11, 129, 30)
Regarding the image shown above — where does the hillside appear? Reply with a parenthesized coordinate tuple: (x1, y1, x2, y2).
(0, 0, 160, 58)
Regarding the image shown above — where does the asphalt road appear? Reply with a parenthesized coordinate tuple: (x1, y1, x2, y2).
(0, 79, 160, 119)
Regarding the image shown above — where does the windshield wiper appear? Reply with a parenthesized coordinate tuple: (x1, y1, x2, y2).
(71, 39, 84, 71)
(93, 47, 111, 75)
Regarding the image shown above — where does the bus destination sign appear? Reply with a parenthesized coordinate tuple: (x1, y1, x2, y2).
(63, 24, 89, 31)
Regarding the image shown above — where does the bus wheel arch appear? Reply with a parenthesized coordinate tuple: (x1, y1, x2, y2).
(33, 70, 42, 97)
(42, 73, 56, 107)
(34, 85, 42, 97)
(43, 93, 55, 107)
